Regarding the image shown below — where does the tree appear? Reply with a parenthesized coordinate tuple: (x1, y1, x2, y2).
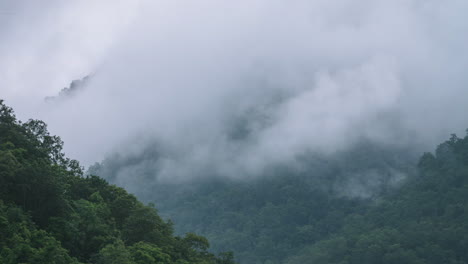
(94, 240, 134, 264)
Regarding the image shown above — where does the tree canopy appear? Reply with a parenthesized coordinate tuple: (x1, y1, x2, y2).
(0, 100, 235, 264)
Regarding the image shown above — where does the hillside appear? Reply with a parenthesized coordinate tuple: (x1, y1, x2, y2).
(286, 133, 468, 264)
(0, 100, 235, 264)
(5, 93, 468, 264)
(94, 139, 416, 263)
(149, 133, 468, 264)
(93, 120, 468, 264)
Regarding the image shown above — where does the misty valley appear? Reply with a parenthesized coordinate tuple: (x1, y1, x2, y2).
(2, 1, 468, 264)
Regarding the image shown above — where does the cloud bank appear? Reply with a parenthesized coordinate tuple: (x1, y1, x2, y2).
(2, 0, 468, 182)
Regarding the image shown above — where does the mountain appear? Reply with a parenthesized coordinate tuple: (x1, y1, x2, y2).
(285, 133, 468, 264)
(93, 117, 468, 263)
(7, 92, 468, 264)
(152, 132, 468, 264)
(0, 99, 236, 264)
(92, 131, 418, 263)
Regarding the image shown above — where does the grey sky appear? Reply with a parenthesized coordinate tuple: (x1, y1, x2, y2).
(1, 0, 468, 180)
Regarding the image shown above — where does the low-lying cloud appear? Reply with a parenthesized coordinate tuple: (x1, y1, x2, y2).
(2, 0, 468, 183)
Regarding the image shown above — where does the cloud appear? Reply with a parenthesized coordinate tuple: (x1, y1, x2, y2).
(0, 0, 138, 111)
(2, 0, 468, 182)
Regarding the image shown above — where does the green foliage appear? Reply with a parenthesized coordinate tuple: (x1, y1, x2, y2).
(114, 124, 468, 264)
(129, 242, 171, 264)
(10, 94, 468, 264)
(149, 175, 368, 263)
(146, 149, 409, 264)
(285, 133, 468, 264)
(0, 100, 235, 264)
(94, 240, 134, 264)
(0, 201, 81, 264)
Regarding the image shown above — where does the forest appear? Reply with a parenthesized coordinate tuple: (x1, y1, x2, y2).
(153, 133, 468, 264)
(2, 1, 467, 264)
(92, 113, 468, 264)
(0, 99, 235, 264)
(4, 94, 468, 264)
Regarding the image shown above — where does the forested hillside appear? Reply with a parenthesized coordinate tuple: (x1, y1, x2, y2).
(149, 133, 468, 264)
(5, 93, 468, 264)
(286, 133, 468, 264)
(93, 119, 468, 264)
(0, 100, 235, 264)
(94, 139, 416, 264)
(2, 1, 468, 264)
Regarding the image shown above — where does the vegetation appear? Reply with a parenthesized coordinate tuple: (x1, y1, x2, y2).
(286, 133, 468, 264)
(136, 144, 414, 264)
(5, 96, 468, 264)
(144, 132, 468, 264)
(0, 100, 235, 264)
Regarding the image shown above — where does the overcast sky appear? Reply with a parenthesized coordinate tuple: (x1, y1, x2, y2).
(1, 0, 468, 180)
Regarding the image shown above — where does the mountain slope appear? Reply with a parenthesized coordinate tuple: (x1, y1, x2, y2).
(93, 135, 416, 264)
(286, 133, 468, 264)
(0, 99, 235, 264)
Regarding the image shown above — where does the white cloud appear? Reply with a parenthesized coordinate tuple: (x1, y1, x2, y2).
(1, 0, 468, 179)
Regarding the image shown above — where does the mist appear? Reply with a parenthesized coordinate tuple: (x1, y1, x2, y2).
(2, 0, 468, 184)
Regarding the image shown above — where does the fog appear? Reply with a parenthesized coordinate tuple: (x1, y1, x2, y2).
(2, 0, 468, 183)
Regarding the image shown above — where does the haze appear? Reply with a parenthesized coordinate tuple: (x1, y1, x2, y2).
(1, 0, 468, 181)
